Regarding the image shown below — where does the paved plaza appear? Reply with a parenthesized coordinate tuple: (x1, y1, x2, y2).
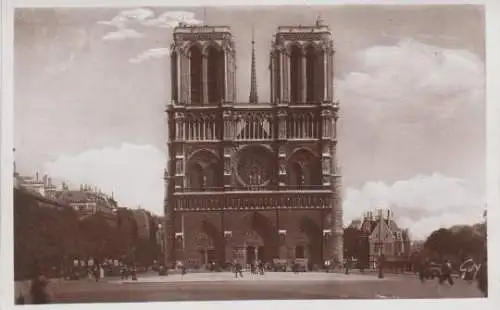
(19, 271, 484, 303)
(111, 271, 393, 284)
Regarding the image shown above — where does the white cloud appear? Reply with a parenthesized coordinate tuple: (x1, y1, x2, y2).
(98, 8, 155, 29)
(140, 11, 203, 28)
(102, 28, 145, 41)
(43, 144, 165, 215)
(129, 48, 170, 64)
(337, 39, 485, 124)
(343, 173, 485, 241)
(98, 9, 202, 31)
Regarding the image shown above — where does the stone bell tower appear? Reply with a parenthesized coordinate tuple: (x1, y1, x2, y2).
(164, 24, 237, 264)
(269, 17, 343, 264)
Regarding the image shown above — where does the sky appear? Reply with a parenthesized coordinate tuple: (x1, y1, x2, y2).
(14, 5, 486, 240)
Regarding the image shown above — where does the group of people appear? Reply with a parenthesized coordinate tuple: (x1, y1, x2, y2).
(232, 260, 267, 278)
(417, 256, 488, 297)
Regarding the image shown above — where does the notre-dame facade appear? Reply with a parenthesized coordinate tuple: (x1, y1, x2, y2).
(164, 19, 343, 269)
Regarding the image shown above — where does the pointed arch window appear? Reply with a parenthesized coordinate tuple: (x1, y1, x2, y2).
(189, 45, 203, 105)
(171, 50, 178, 102)
(188, 163, 205, 191)
(207, 45, 225, 104)
(290, 45, 302, 104)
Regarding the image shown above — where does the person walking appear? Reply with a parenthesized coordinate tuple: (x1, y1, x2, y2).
(30, 274, 51, 304)
(439, 260, 454, 286)
(418, 258, 428, 283)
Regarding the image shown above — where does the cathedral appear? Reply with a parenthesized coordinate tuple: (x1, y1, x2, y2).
(164, 18, 343, 270)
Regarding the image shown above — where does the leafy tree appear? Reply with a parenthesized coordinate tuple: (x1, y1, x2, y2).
(14, 188, 80, 280)
(79, 213, 114, 260)
(343, 226, 362, 259)
(423, 225, 486, 263)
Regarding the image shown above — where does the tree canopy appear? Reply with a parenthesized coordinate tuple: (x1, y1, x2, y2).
(423, 224, 486, 262)
(14, 188, 161, 280)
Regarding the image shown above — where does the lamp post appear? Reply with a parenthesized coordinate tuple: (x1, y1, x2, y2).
(377, 209, 384, 279)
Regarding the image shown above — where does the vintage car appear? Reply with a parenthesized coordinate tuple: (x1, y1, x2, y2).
(424, 262, 442, 279)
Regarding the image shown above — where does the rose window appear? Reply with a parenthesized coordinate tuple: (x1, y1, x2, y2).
(235, 146, 274, 187)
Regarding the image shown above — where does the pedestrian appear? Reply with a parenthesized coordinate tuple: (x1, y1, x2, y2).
(418, 259, 428, 283)
(234, 261, 243, 278)
(344, 257, 351, 275)
(93, 265, 100, 282)
(30, 274, 51, 304)
(16, 288, 25, 305)
(439, 260, 454, 286)
(100, 265, 105, 280)
(258, 260, 264, 275)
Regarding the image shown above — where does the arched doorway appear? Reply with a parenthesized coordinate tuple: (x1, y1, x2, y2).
(230, 212, 279, 264)
(300, 216, 323, 267)
(198, 220, 224, 266)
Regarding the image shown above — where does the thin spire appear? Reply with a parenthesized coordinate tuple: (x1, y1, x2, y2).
(249, 25, 258, 104)
(13, 148, 17, 176)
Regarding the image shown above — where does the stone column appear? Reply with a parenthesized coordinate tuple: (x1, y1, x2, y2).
(327, 49, 334, 102)
(270, 51, 275, 104)
(330, 141, 343, 265)
(283, 51, 290, 103)
(224, 50, 228, 103)
(164, 175, 176, 265)
(179, 51, 186, 104)
(323, 51, 328, 101)
(279, 50, 284, 103)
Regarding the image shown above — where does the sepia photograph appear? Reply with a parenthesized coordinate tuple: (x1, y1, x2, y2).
(11, 4, 487, 304)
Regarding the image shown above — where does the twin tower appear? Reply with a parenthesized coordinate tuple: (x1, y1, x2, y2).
(169, 20, 335, 107)
(164, 20, 343, 267)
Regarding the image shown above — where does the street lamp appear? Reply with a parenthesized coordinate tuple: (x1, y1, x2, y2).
(377, 209, 384, 279)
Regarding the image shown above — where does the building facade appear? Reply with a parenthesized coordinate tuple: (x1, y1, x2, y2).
(56, 185, 116, 222)
(164, 20, 343, 268)
(133, 209, 152, 240)
(359, 210, 411, 266)
(15, 172, 58, 200)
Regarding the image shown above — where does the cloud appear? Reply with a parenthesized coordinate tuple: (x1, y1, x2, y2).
(343, 173, 485, 241)
(337, 39, 485, 124)
(129, 48, 170, 64)
(98, 9, 202, 31)
(43, 144, 165, 215)
(98, 8, 155, 29)
(102, 28, 145, 41)
(140, 11, 203, 28)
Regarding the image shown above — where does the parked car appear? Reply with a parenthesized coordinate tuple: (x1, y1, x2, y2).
(425, 262, 442, 279)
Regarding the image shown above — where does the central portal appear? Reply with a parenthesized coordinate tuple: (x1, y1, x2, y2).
(245, 245, 266, 264)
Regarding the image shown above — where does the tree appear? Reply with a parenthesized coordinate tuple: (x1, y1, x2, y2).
(343, 226, 362, 259)
(423, 225, 486, 263)
(14, 188, 80, 280)
(79, 213, 114, 260)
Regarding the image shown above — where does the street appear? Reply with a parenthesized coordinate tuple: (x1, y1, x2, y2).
(34, 271, 485, 303)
